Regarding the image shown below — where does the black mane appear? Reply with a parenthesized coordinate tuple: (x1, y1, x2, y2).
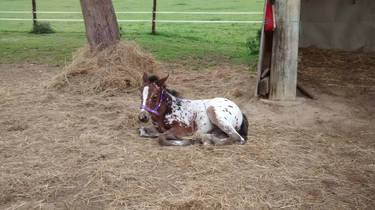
(148, 75, 182, 98)
(166, 89, 182, 98)
(148, 75, 159, 83)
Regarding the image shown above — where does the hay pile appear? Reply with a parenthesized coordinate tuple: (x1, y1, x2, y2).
(50, 41, 163, 94)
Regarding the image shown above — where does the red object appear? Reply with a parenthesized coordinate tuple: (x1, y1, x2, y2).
(265, 2, 274, 31)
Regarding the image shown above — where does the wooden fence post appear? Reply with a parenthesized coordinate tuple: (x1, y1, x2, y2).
(255, 0, 274, 97)
(32, 0, 37, 25)
(80, 0, 120, 50)
(152, 0, 157, 35)
(269, 0, 301, 101)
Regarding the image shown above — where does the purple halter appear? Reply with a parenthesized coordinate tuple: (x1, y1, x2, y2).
(139, 88, 165, 116)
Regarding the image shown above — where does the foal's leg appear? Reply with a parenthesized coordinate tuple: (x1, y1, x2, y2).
(182, 133, 216, 145)
(206, 106, 245, 145)
(158, 128, 196, 146)
(139, 125, 161, 138)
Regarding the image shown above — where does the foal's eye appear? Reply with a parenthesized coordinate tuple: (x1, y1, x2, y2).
(152, 95, 158, 101)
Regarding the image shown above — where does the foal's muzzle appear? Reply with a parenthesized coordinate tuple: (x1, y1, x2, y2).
(138, 111, 149, 123)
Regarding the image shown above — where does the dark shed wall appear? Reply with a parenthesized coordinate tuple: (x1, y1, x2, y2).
(300, 0, 375, 52)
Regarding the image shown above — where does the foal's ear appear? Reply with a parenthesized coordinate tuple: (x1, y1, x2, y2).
(142, 72, 149, 85)
(157, 74, 169, 87)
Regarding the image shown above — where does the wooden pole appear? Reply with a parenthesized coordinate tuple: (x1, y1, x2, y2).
(152, 0, 157, 35)
(269, 0, 301, 101)
(255, 0, 268, 97)
(80, 0, 120, 50)
(256, 0, 274, 97)
(32, 0, 37, 25)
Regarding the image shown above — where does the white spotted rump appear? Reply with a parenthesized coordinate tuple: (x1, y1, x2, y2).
(164, 93, 244, 140)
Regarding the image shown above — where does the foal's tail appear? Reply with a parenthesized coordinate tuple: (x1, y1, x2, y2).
(238, 113, 248, 141)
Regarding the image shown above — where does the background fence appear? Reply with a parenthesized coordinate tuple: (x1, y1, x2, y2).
(0, 0, 264, 34)
(0, 0, 264, 66)
(0, 11, 263, 23)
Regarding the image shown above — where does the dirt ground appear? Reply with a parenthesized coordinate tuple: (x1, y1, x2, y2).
(1, 49, 375, 209)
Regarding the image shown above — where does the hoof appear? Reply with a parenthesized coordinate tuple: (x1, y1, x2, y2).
(238, 137, 246, 145)
(139, 128, 148, 137)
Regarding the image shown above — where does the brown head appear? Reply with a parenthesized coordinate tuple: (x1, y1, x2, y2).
(138, 72, 169, 123)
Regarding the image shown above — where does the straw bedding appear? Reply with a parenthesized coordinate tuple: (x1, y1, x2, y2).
(0, 47, 374, 209)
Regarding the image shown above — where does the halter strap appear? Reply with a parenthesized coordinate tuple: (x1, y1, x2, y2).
(139, 88, 165, 116)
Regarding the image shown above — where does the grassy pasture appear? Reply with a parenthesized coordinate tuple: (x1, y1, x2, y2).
(0, 0, 263, 66)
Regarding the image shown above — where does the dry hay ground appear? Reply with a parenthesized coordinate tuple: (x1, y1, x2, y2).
(1, 46, 375, 209)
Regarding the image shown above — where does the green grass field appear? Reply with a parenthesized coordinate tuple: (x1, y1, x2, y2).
(0, 0, 263, 66)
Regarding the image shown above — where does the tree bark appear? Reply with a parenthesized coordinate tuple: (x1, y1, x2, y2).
(269, 0, 301, 101)
(80, 0, 120, 49)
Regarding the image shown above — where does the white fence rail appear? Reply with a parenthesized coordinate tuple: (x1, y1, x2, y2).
(0, 18, 262, 23)
(0, 10, 263, 24)
(0, 11, 263, 15)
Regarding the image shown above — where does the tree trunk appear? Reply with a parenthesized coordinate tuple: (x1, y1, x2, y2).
(269, 0, 301, 101)
(80, 0, 120, 49)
